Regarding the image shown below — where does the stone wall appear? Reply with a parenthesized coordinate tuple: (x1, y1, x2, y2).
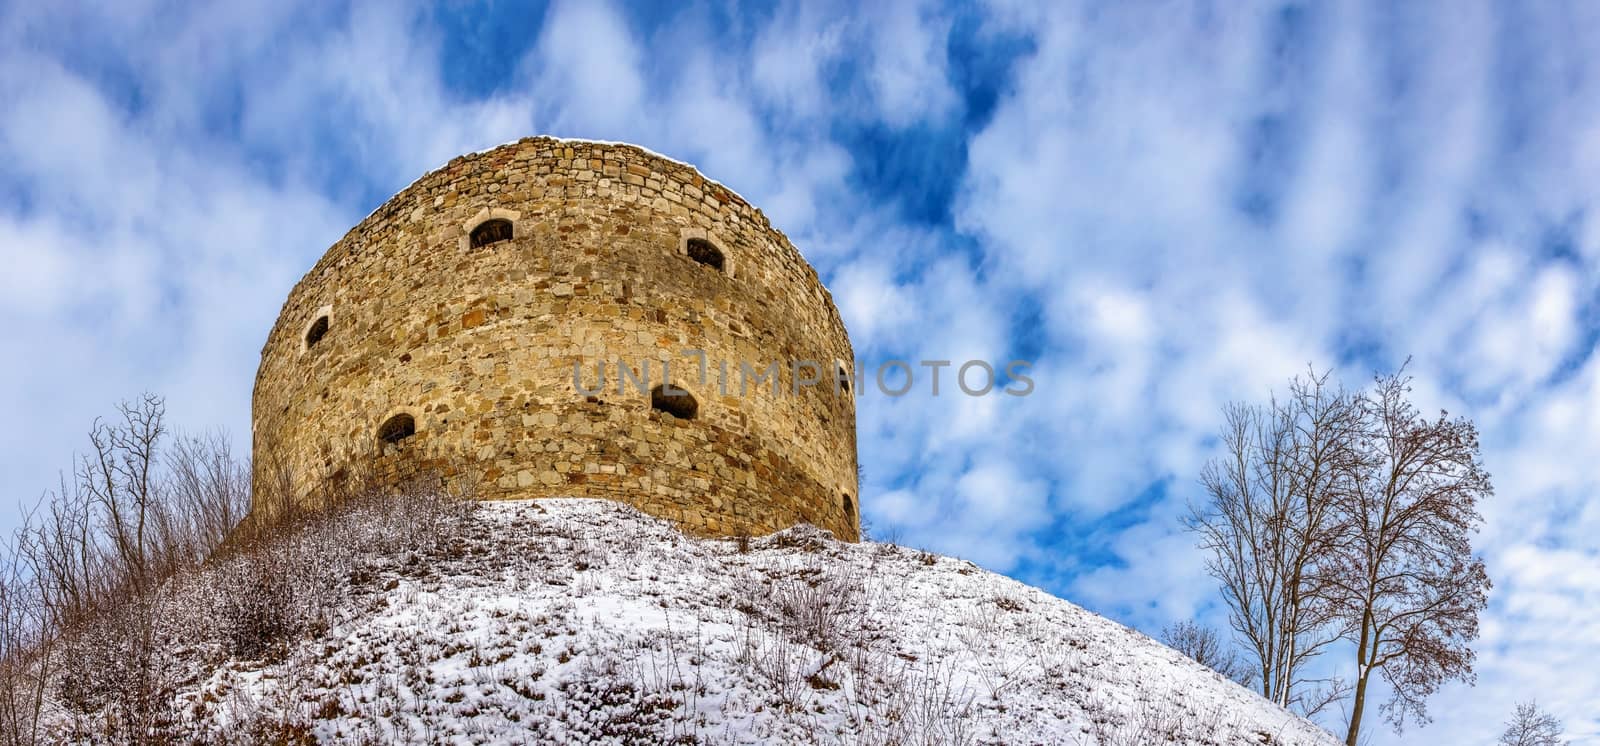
(251, 137, 859, 540)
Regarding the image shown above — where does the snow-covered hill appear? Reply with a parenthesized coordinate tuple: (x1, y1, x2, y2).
(146, 499, 1337, 744)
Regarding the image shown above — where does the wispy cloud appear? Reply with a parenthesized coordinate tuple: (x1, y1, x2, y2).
(0, 1, 1596, 741)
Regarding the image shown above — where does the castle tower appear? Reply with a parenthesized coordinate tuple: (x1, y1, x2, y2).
(251, 137, 859, 540)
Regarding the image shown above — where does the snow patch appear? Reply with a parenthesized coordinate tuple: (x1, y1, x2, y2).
(129, 498, 1339, 744)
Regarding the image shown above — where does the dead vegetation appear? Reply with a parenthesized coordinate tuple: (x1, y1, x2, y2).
(0, 397, 1338, 745)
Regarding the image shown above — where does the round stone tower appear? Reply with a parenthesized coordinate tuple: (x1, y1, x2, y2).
(251, 137, 859, 540)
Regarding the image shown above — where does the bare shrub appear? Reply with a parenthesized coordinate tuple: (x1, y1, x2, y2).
(54, 595, 182, 743)
(42, 480, 476, 742)
(864, 658, 976, 746)
(210, 547, 305, 661)
(206, 478, 478, 662)
(761, 564, 869, 653)
(736, 626, 815, 713)
(0, 393, 481, 744)
(1084, 692, 1205, 746)
(0, 395, 257, 744)
(547, 655, 691, 744)
(1161, 620, 1254, 688)
(0, 537, 52, 746)
(162, 431, 251, 565)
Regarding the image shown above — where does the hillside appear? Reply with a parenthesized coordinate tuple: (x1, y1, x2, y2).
(44, 498, 1338, 745)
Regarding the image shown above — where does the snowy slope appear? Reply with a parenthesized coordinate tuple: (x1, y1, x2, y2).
(166, 499, 1337, 745)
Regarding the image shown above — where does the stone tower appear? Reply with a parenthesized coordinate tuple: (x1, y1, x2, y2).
(251, 137, 859, 540)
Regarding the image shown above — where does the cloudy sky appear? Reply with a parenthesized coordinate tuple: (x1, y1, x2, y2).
(2, 1, 1597, 742)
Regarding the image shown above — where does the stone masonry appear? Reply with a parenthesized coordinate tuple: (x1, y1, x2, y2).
(251, 137, 859, 540)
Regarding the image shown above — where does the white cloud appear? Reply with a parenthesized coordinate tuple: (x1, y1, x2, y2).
(528, 0, 646, 140)
(2, 2, 1598, 742)
(951, 2, 1600, 740)
(750, 3, 845, 121)
(862, 0, 958, 128)
(1072, 518, 1214, 624)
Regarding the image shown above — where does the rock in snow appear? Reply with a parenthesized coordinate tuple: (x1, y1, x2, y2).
(169, 498, 1338, 745)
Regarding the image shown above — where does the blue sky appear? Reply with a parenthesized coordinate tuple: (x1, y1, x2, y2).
(2, 1, 1598, 742)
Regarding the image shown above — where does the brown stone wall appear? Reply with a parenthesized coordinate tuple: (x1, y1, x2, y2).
(250, 137, 859, 540)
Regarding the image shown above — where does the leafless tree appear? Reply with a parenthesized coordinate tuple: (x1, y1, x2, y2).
(77, 393, 167, 596)
(17, 477, 102, 630)
(1189, 368, 1359, 715)
(1330, 370, 1491, 745)
(1498, 701, 1566, 746)
(1191, 401, 1294, 703)
(1160, 620, 1253, 687)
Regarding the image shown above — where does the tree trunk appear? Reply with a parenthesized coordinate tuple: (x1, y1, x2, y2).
(1346, 606, 1373, 746)
(1345, 669, 1369, 746)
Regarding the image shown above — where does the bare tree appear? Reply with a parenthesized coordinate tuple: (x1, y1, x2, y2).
(1499, 701, 1566, 746)
(78, 393, 167, 596)
(1279, 371, 1364, 719)
(1189, 368, 1358, 716)
(17, 479, 101, 630)
(1160, 620, 1253, 687)
(1191, 401, 1295, 704)
(1331, 370, 1491, 745)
